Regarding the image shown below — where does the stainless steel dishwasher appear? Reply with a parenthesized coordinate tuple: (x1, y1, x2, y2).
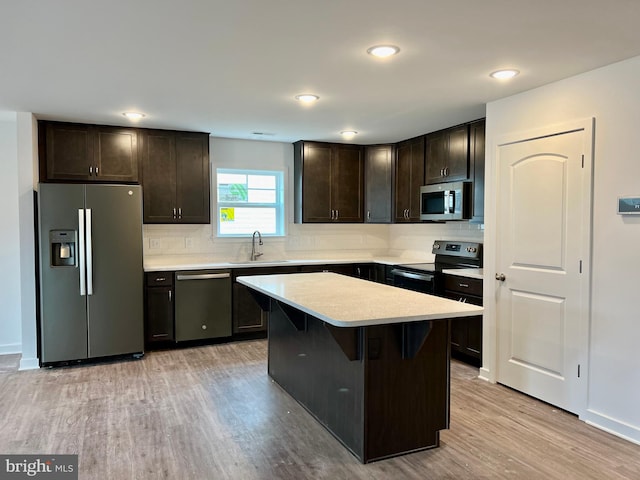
(175, 270, 232, 341)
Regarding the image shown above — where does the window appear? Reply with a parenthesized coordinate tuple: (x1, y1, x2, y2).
(216, 169, 285, 236)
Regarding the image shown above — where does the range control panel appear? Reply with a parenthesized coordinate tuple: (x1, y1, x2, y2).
(432, 240, 482, 260)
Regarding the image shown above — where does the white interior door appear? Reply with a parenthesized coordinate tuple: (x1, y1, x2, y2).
(495, 125, 591, 415)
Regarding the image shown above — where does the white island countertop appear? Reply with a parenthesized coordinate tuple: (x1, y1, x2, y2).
(237, 272, 483, 328)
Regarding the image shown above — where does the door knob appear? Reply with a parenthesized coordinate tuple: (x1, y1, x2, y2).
(495, 273, 506, 281)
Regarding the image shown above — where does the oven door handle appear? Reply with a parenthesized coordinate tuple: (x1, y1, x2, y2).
(391, 269, 434, 282)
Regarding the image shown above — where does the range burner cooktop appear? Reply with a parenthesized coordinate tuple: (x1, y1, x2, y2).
(397, 240, 483, 272)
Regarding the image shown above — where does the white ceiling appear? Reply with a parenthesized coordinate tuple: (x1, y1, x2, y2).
(2, 0, 640, 144)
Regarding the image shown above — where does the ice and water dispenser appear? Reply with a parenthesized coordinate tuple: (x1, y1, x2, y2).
(49, 230, 77, 267)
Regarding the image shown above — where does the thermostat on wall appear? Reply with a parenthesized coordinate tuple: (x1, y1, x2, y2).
(617, 196, 640, 214)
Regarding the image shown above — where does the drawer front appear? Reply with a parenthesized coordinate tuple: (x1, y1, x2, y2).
(443, 275, 482, 296)
(146, 271, 174, 287)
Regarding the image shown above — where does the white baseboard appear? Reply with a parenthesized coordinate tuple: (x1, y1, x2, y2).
(478, 366, 493, 383)
(0, 343, 21, 355)
(19, 356, 40, 370)
(582, 409, 640, 446)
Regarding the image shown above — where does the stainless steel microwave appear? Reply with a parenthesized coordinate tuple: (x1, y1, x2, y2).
(419, 181, 471, 221)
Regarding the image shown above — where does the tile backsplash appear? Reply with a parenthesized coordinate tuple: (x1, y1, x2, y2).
(143, 222, 484, 262)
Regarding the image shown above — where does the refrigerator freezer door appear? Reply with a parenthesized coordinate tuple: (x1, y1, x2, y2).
(85, 184, 144, 358)
(38, 183, 88, 363)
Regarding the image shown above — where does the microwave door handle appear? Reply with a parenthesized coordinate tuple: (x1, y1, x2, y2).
(444, 191, 453, 214)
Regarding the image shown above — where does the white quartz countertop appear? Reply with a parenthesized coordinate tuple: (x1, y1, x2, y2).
(237, 272, 483, 328)
(144, 255, 428, 272)
(441, 268, 484, 280)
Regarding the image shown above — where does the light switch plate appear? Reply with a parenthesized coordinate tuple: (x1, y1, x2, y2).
(149, 238, 161, 249)
(185, 237, 194, 249)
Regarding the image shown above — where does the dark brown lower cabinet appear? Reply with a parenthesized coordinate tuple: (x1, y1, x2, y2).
(145, 272, 175, 344)
(443, 274, 482, 366)
(232, 266, 298, 334)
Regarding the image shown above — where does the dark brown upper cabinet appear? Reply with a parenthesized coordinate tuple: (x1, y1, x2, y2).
(364, 145, 394, 224)
(140, 129, 210, 224)
(425, 124, 469, 184)
(39, 121, 139, 183)
(294, 141, 364, 223)
(469, 119, 485, 224)
(394, 135, 425, 223)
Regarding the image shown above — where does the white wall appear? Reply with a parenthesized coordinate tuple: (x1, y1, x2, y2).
(0, 115, 22, 354)
(17, 113, 39, 369)
(485, 55, 640, 443)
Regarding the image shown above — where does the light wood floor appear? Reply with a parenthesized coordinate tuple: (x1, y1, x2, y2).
(1, 341, 638, 479)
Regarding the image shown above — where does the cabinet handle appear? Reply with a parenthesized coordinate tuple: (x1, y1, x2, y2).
(152, 333, 169, 338)
(89, 166, 93, 175)
(168, 290, 172, 302)
(440, 168, 444, 176)
(445, 167, 449, 176)
(95, 166, 99, 176)
(367, 210, 371, 220)
(155, 277, 166, 282)
(336, 209, 339, 220)
(173, 207, 177, 219)
(459, 283, 469, 288)
(178, 207, 182, 219)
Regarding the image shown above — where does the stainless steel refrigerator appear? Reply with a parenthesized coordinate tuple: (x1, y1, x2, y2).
(37, 183, 144, 365)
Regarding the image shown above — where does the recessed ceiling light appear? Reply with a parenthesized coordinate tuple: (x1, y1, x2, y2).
(295, 94, 319, 103)
(490, 69, 520, 80)
(122, 111, 145, 120)
(340, 130, 358, 138)
(367, 45, 400, 58)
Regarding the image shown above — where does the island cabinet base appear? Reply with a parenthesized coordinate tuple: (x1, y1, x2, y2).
(267, 300, 450, 463)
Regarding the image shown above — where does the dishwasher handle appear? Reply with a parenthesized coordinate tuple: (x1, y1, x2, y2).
(176, 273, 230, 281)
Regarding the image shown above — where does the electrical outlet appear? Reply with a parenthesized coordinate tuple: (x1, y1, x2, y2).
(185, 237, 194, 249)
(149, 238, 161, 249)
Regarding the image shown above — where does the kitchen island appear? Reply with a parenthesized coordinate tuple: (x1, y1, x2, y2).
(237, 272, 483, 463)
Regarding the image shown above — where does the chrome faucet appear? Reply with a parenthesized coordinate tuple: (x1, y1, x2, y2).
(251, 230, 263, 261)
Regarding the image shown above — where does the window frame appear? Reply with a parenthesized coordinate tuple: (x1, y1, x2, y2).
(215, 168, 286, 238)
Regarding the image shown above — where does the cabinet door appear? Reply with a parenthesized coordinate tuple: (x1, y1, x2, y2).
(394, 141, 412, 222)
(450, 318, 466, 353)
(333, 144, 364, 222)
(407, 138, 425, 221)
(425, 126, 469, 184)
(396, 136, 425, 222)
(141, 130, 177, 223)
(465, 315, 483, 357)
(425, 130, 447, 184)
(175, 132, 210, 224)
(301, 143, 333, 222)
(94, 126, 139, 183)
(445, 125, 469, 181)
(145, 287, 175, 343)
(470, 119, 485, 223)
(43, 122, 93, 181)
(233, 283, 267, 333)
(364, 145, 393, 223)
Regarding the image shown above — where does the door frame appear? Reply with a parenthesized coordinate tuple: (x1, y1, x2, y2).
(482, 117, 594, 417)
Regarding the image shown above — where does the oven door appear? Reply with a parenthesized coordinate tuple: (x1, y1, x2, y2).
(390, 269, 435, 294)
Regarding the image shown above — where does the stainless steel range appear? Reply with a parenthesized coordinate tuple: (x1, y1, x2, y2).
(390, 240, 483, 294)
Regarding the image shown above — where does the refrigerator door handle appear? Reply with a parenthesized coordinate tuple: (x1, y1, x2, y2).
(78, 209, 86, 296)
(86, 208, 94, 295)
